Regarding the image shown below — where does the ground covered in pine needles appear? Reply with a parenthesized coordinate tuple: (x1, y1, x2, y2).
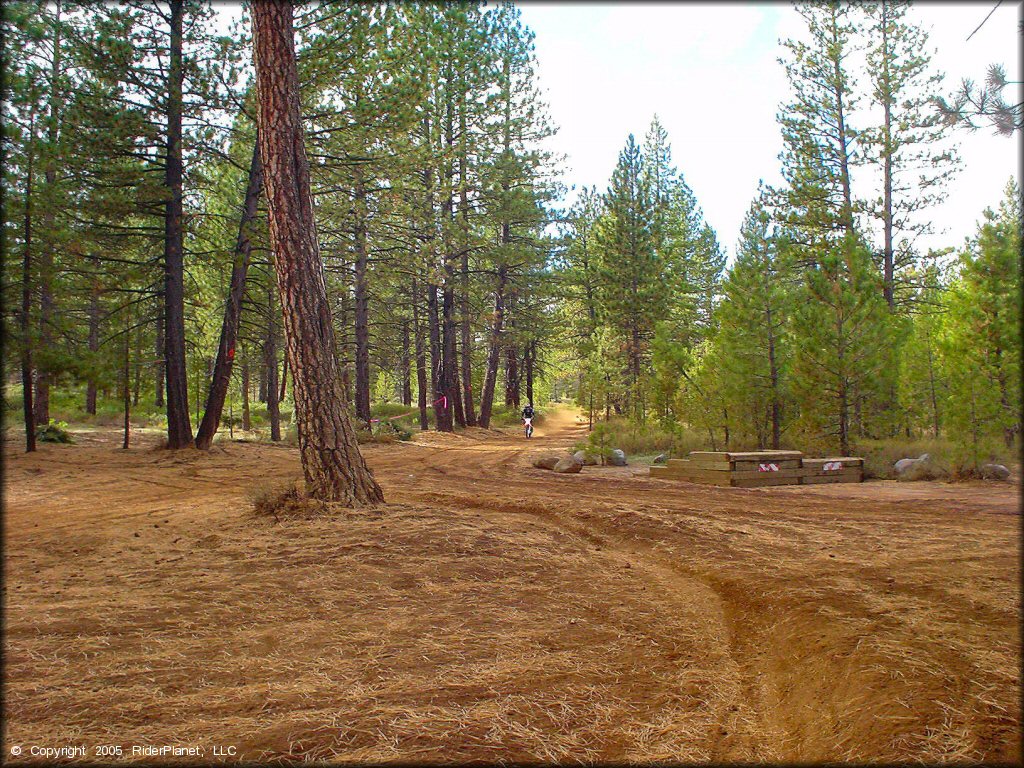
(3, 408, 1020, 763)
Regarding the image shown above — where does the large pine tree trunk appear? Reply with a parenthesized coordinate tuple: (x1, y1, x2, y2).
(458, 101, 476, 426)
(154, 306, 165, 407)
(163, 0, 192, 448)
(21, 118, 37, 453)
(477, 265, 507, 429)
(879, 2, 896, 310)
(132, 323, 142, 406)
(412, 278, 428, 430)
(34, 1, 63, 427)
(122, 304, 132, 449)
(252, 0, 382, 504)
(443, 283, 462, 427)
(767, 309, 781, 450)
(401, 319, 412, 407)
(353, 165, 372, 427)
(505, 344, 519, 408)
(426, 281, 452, 431)
(86, 254, 100, 414)
(195, 138, 263, 449)
(265, 283, 282, 442)
(525, 340, 535, 406)
(241, 352, 251, 432)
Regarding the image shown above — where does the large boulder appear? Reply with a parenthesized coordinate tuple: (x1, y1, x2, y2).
(573, 450, 598, 466)
(553, 457, 582, 473)
(609, 449, 627, 466)
(980, 463, 1010, 481)
(893, 457, 918, 475)
(895, 453, 939, 481)
(532, 455, 560, 470)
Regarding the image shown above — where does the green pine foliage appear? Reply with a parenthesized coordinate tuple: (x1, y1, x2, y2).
(712, 185, 795, 449)
(940, 178, 1022, 469)
(3, 2, 1016, 475)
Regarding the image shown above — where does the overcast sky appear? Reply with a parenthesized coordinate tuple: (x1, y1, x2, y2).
(515, 1, 1021, 260)
(217, 2, 1019, 261)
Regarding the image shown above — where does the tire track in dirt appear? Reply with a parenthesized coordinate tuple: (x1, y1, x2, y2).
(383, 408, 1020, 762)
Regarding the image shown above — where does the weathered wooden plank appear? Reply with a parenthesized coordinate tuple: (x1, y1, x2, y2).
(732, 459, 802, 471)
(733, 475, 802, 488)
(801, 467, 864, 478)
(686, 452, 731, 461)
(801, 472, 863, 484)
(666, 458, 696, 469)
(725, 450, 804, 461)
(684, 460, 734, 471)
(802, 457, 864, 468)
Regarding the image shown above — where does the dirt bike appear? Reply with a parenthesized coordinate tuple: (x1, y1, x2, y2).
(523, 417, 533, 438)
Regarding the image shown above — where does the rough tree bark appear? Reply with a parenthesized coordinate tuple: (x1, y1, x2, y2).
(412, 277, 428, 430)
(265, 283, 282, 442)
(477, 264, 507, 429)
(353, 160, 372, 427)
(195, 138, 263, 449)
(122, 304, 131, 450)
(426, 280, 451, 431)
(457, 75, 476, 426)
(21, 112, 37, 453)
(154, 307, 164, 407)
(252, 0, 383, 504)
(163, 0, 193, 448)
(525, 339, 535, 406)
(34, 0, 63, 426)
(241, 352, 251, 432)
(86, 255, 99, 414)
(401, 319, 412, 407)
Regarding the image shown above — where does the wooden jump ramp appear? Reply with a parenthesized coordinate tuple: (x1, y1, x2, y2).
(649, 450, 863, 487)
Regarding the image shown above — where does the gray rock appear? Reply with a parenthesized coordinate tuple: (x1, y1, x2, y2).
(553, 457, 582, 473)
(895, 454, 942, 481)
(573, 450, 598, 466)
(980, 463, 1010, 481)
(652, 453, 667, 464)
(532, 456, 560, 470)
(609, 449, 627, 466)
(894, 457, 918, 475)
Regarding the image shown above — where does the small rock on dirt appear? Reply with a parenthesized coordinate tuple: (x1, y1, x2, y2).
(553, 457, 582, 473)
(532, 456, 560, 470)
(609, 449, 627, 466)
(980, 463, 1010, 481)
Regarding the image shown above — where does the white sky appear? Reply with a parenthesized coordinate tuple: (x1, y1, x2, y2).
(216, 2, 1019, 260)
(516, 1, 1021, 259)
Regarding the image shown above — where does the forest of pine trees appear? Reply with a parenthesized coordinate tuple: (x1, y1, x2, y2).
(3, 0, 1019, 477)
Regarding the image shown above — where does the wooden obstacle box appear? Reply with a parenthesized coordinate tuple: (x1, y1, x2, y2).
(649, 451, 863, 487)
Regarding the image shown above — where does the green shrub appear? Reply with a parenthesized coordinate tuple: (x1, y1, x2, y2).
(37, 419, 73, 443)
(575, 417, 706, 460)
(575, 421, 615, 464)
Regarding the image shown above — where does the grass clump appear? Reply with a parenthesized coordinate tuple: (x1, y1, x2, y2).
(250, 483, 327, 521)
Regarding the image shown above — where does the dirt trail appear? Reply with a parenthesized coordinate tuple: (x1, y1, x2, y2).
(3, 408, 1020, 763)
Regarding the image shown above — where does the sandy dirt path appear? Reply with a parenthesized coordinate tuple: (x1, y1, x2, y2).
(3, 407, 1020, 763)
